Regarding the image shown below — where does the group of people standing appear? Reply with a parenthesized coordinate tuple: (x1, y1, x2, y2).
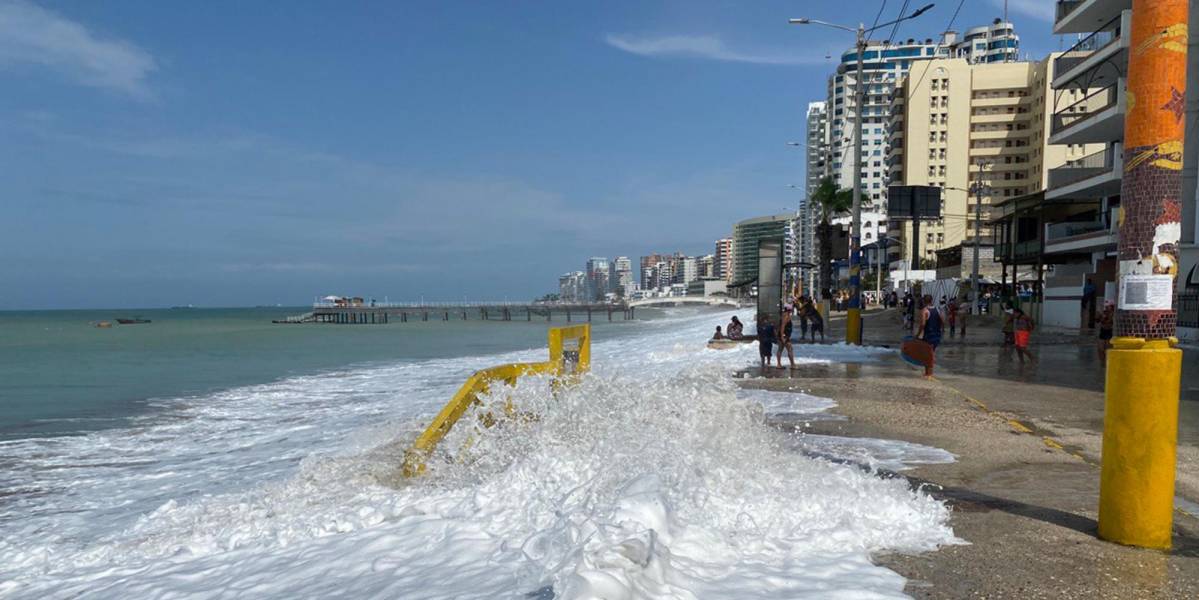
(713, 295, 827, 371)
(905, 291, 1037, 378)
(755, 296, 826, 369)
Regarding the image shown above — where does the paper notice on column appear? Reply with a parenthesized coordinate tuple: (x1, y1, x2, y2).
(1118, 274, 1174, 310)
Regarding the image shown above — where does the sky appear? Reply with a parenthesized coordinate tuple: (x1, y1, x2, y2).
(0, 0, 1062, 309)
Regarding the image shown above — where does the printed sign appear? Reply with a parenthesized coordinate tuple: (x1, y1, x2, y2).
(1118, 274, 1174, 310)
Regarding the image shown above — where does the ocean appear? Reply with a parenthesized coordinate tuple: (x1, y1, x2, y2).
(0, 307, 955, 599)
(0, 307, 653, 440)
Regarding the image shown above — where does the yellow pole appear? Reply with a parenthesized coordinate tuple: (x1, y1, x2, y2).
(1099, 338, 1181, 548)
(1099, 0, 1187, 549)
(846, 310, 861, 345)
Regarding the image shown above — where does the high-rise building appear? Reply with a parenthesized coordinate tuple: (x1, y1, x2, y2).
(639, 254, 666, 289)
(714, 238, 733, 283)
(612, 256, 633, 297)
(731, 214, 792, 287)
(823, 22, 1020, 241)
(585, 257, 610, 301)
(678, 256, 698, 285)
(885, 56, 1102, 272)
(991, 2, 1127, 328)
(558, 271, 586, 303)
(802, 101, 829, 293)
(697, 254, 716, 279)
(654, 261, 672, 291)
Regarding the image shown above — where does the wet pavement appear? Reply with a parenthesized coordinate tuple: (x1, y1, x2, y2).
(733, 309, 1199, 597)
(736, 316, 1199, 598)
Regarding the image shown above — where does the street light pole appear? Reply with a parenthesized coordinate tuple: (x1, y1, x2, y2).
(845, 23, 866, 343)
(790, 3, 935, 344)
(970, 161, 990, 312)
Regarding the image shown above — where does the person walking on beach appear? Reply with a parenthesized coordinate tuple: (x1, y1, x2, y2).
(1097, 301, 1114, 366)
(803, 299, 824, 342)
(1081, 278, 1097, 330)
(776, 308, 795, 368)
(757, 317, 776, 371)
(1001, 303, 1016, 347)
(946, 297, 959, 338)
(916, 294, 943, 378)
(1012, 307, 1036, 363)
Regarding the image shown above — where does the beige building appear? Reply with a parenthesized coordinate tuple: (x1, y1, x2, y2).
(885, 56, 1100, 272)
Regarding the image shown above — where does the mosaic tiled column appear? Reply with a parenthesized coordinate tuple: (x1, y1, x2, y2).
(1116, 0, 1188, 338)
(1099, 0, 1188, 550)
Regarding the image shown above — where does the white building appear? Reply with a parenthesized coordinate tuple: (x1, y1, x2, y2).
(558, 271, 586, 303)
(612, 256, 634, 297)
(585, 257, 610, 301)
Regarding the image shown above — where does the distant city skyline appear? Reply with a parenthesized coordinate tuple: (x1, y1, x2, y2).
(0, 1, 1061, 308)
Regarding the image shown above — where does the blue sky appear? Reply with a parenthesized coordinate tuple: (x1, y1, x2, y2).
(1, 0, 1059, 309)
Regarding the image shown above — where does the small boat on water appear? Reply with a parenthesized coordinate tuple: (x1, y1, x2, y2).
(116, 318, 152, 325)
(92, 321, 113, 328)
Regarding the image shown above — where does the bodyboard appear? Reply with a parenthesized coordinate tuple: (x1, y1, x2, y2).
(900, 336, 934, 370)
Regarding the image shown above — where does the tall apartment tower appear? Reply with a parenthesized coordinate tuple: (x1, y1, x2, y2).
(885, 56, 1101, 270)
(612, 256, 633, 296)
(714, 238, 733, 283)
(639, 254, 666, 290)
(824, 22, 1020, 244)
(801, 102, 828, 290)
(585, 257, 610, 301)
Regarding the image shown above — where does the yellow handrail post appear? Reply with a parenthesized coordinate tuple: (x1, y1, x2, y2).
(401, 325, 590, 478)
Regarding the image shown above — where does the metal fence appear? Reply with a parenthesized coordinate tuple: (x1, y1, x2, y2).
(1052, 84, 1118, 134)
(1180, 291, 1199, 329)
(1052, 14, 1122, 78)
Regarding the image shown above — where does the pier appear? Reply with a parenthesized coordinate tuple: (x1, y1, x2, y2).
(276, 302, 639, 324)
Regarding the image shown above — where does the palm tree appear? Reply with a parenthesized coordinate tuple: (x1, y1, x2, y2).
(809, 176, 853, 300)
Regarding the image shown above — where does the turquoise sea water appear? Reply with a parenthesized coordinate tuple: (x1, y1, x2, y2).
(0, 307, 652, 441)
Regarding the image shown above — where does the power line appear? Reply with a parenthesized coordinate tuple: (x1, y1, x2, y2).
(870, 1, 889, 33)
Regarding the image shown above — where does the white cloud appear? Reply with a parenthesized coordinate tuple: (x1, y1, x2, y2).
(992, 0, 1054, 23)
(605, 33, 823, 66)
(0, 0, 157, 99)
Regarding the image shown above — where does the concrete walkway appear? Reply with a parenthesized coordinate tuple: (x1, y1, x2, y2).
(743, 308, 1199, 598)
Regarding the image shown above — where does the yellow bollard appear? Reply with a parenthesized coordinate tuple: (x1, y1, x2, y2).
(1098, 337, 1181, 549)
(846, 309, 862, 346)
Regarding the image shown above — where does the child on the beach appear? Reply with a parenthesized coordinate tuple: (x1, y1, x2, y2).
(1013, 307, 1036, 362)
(757, 317, 776, 371)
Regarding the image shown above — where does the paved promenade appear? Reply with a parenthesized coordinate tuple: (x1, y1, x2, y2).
(744, 309, 1199, 598)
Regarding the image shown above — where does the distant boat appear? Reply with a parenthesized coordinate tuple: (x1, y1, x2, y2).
(116, 318, 152, 325)
(169, 305, 195, 310)
(92, 321, 113, 328)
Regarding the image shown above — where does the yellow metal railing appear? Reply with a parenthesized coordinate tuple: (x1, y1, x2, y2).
(401, 324, 590, 478)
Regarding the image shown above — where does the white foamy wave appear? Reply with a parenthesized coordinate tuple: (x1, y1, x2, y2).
(736, 388, 839, 418)
(0, 308, 954, 599)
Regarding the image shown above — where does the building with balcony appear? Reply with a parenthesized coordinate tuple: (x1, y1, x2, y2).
(822, 23, 1021, 245)
(885, 55, 1101, 279)
(585, 257, 611, 301)
(558, 271, 586, 303)
(1016, 0, 1134, 328)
